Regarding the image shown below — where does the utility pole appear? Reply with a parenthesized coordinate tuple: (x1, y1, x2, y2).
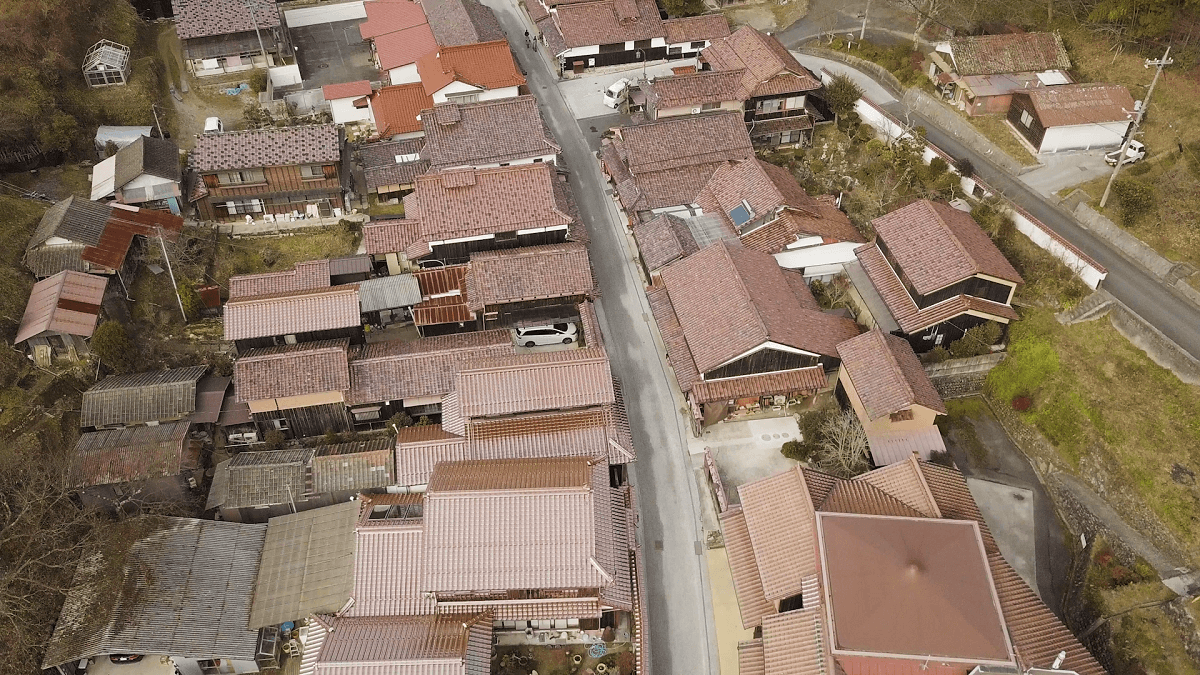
(244, 0, 269, 63)
(150, 103, 163, 139)
(1100, 46, 1173, 208)
(157, 226, 188, 321)
(860, 0, 871, 41)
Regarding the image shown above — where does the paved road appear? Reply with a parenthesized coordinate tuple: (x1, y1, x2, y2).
(791, 52, 1200, 360)
(480, 1, 721, 673)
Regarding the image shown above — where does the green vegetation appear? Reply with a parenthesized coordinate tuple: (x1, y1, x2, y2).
(208, 221, 361, 290)
(90, 321, 138, 374)
(1110, 177, 1156, 227)
(0, 196, 45, 338)
(947, 321, 1003, 358)
(824, 74, 864, 118)
(965, 114, 1039, 167)
(970, 199, 1091, 307)
(934, 398, 989, 463)
(367, 193, 407, 217)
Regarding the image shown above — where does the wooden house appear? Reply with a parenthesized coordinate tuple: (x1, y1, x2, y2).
(14, 271, 107, 366)
(233, 340, 354, 438)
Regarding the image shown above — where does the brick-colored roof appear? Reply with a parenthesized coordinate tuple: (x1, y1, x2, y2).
(454, 347, 615, 418)
(761, 608, 830, 675)
(228, 259, 331, 299)
(359, 0, 428, 39)
(415, 41, 525, 96)
(818, 479, 927, 517)
(736, 466, 818, 602)
(467, 402, 635, 465)
(695, 158, 823, 232)
(349, 520, 436, 616)
(690, 366, 826, 404)
(223, 285, 361, 341)
(551, 0, 665, 49)
(1021, 83, 1135, 127)
(15, 270, 106, 344)
(173, 0, 280, 40)
(873, 199, 1023, 293)
(644, 69, 744, 110)
(235, 340, 351, 402)
(372, 84, 436, 136)
(420, 0, 506, 46)
(737, 640, 766, 675)
(852, 455, 941, 518)
(632, 213, 698, 272)
(423, 457, 618, 592)
(192, 125, 340, 173)
(948, 32, 1070, 76)
(702, 26, 821, 98)
(646, 285, 701, 391)
(323, 80, 373, 100)
(837, 327, 946, 420)
(347, 330, 513, 405)
(421, 96, 560, 170)
(658, 241, 859, 372)
(617, 111, 752, 174)
(316, 614, 492, 674)
(70, 421, 195, 487)
(466, 242, 592, 310)
(374, 24, 439, 71)
(662, 14, 731, 44)
(720, 507, 774, 629)
(405, 163, 573, 241)
(739, 200, 863, 255)
(363, 219, 421, 254)
(28, 196, 183, 274)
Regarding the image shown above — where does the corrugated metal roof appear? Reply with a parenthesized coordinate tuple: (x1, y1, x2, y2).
(865, 426, 948, 466)
(23, 243, 87, 278)
(70, 421, 195, 487)
(81, 366, 207, 428)
(357, 274, 422, 312)
(15, 270, 106, 344)
(455, 347, 614, 418)
(249, 501, 360, 628)
(41, 518, 267, 669)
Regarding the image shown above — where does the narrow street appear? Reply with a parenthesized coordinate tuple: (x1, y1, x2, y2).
(478, 2, 721, 673)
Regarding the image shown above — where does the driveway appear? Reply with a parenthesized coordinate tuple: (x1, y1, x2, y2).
(557, 61, 682, 119)
(1020, 150, 1112, 197)
(478, 0, 720, 672)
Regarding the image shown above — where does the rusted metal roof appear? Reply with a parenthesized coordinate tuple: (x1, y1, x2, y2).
(15, 270, 107, 344)
(70, 421, 195, 487)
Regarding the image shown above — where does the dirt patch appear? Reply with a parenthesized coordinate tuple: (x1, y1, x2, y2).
(723, 4, 780, 31)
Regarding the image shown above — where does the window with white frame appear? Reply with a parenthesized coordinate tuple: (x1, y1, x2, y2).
(1020, 110, 1033, 127)
(221, 198, 264, 215)
(447, 91, 479, 103)
(785, 95, 804, 109)
(780, 130, 800, 144)
(217, 169, 266, 186)
(758, 98, 782, 113)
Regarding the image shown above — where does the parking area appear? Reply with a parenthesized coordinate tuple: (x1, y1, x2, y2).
(690, 416, 801, 505)
(290, 19, 377, 88)
(556, 61, 682, 119)
(1019, 149, 1112, 197)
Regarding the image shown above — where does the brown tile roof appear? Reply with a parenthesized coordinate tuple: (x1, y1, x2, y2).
(467, 403, 635, 464)
(817, 480, 927, 517)
(745, 199, 863, 254)
(439, 599, 604, 620)
(372, 84, 436, 136)
(415, 41, 525, 96)
(81, 366, 208, 428)
(359, 0, 429, 39)
(737, 466, 818, 601)
(375, 24, 439, 71)
(633, 214, 698, 272)
(228, 259, 331, 299)
(15, 270, 106, 344)
(191, 125, 340, 173)
(854, 244, 1020, 334)
(662, 14, 731, 44)
(70, 421, 195, 487)
(617, 111, 753, 175)
(551, 0, 665, 49)
(1021, 83, 1136, 127)
(702, 26, 821, 99)
(323, 80, 374, 100)
(423, 457, 618, 591)
(405, 163, 573, 241)
(421, 96, 560, 170)
(645, 285, 701, 391)
(948, 32, 1070, 76)
(223, 285, 362, 341)
(720, 507, 775, 629)
(316, 614, 492, 674)
(761, 608, 831, 675)
(419, 0, 506, 46)
(737, 640, 767, 675)
(748, 114, 815, 137)
(872, 200, 1023, 293)
(347, 330, 513, 405)
(852, 457, 941, 518)
(172, 0, 280, 40)
(466, 242, 592, 310)
(837, 327, 946, 420)
(394, 425, 469, 487)
(365, 160, 430, 192)
(349, 519, 435, 615)
(691, 366, 827, 404)
(363, 219, 421, 254)
(658, 241, 859, 372)
(644, 69, 744, 110)
(235, 340, 351, 402)
(455, 347, 614, 418)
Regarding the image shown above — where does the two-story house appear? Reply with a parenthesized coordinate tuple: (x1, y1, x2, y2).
(414, 40, 526, 103)
(89, 135, 183, 213)
(844, 199, 1023, 352)
(190, 124, 345, 222)
(233, 339, 355, 438)
(700, 26, 830, 148)
(662, 14, 730, 59)
(173, 0, 288, 77)
(926, 32, 1072, 115)
(530, 0, 666, 75)
(465, 242, 594, 328)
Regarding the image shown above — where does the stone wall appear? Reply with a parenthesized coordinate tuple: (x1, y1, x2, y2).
(924, 352, 1004, 399)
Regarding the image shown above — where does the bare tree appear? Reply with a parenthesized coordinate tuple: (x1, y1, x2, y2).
(816, 409, 871, 477)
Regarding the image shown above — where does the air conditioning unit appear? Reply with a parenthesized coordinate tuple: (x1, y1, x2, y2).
(691, 107, 701, 114)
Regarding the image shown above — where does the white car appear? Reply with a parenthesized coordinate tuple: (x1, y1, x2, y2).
(1105, 140, 1146, 166)
(203, 117, 224, 134)
(515, 322, 578, 347)
(602, 79, 632, 108)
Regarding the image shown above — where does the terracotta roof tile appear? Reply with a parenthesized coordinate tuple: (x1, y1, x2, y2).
(223, 285, 361, 341)
(551, 0, 665, 49)
(691, 366, 827, 404)
(228, 259, 331, 299)
(235, 340, 351, 402)
(374, 24, 439, 71)
(658, 241, 859, 371)
(466, 242, 592, 310)
(644, 69, 744, 110)
(455, 347, 614, 418)
(363, 219, 421, 254)
(760, 608, 830, 675)
(702, 26, 821, 98)
(415, 41, 525, 96)
(1021, 83, 1135, 127)
(347, 330, 513, 405)
(438, 599, 603, 620)
(173, 0, 280, 40)
(646, 285, 701, 391)
(948, 32, 1070, 76)
(322, 80, 374, 100)
(737, 640, 767, 675)
(15, 270, 106, 344)
(662, 14, 731, 44)
(871, 200, 1022, 293)
(405, 163, 572, 241)
(191, 125, 340, 173)
(347, 524, 437, 616)
(633, 214, 699, 272)
(359, 0, 428, 39)
(421, 96, 559, 170)
(617, 111, 752, 174)
(393, 425, 469, 487)
(817, 480, 927, 517)
(837, 327, 946, 420)
(316, 614, 491, 673)
(737, 466, 818, 601)
(419, 0, 506, 46)
(372, 84, 435, 136)
(720, 508, 775, 629)
(852, 457, 941, 518)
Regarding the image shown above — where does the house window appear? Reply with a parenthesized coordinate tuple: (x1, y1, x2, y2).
(690, 41, 706, 49)
(221, 198, 264, 215)
(778, 593, 804, 612)
(785, 95, 803, 109)
(299, 164, 325, 179)
(446, 91, 479, 103)
(758, 98, 781, 113)
(272, 418, 289, 430)
(1020, 110, 1033, 128)
(701, 102, 721, 111)
(780, 130, 801, 144)
(634, 39, 652, 49)
(368, 502, 423, 520)
(217, 169, 266, 185)
(669, 46, 683, 55)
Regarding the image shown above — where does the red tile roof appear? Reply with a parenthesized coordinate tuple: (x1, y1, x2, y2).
(316, 614, 491, 673)
(646, 285, 701, 391)
(658, 240, 859, 372)
(374, 24, 439, 71)
(737, 466, 818, 601)
(420, 96, 560, 170)
(948, 32, 1070, 76)
(720, 507, 775, 629)
(404, 163, 572, 241)
(616, 111, 752, 174)
(632, 214, 698, 272)
(837, 327, 946, 420)
(690, 366, 827, 404)
(415, 41, 525, 96)
(173, 0, 280, 40)
(419, 0, 507, 46)
(1021, 83, 1135, 127)
(363, 219, 421, 255)
(223, 285, 361, 341)
(359, 0, 429, 39)
(662, 14, 731, 44)
(347, 330, 513, 405)
(644, 69, 744, 110)
(551, 0, 665, 49)
(234, 340, 351, 402)
(466, 242, 593, 310)
(871, 200, 1023, 293)
(15, 270, 107, 344)
(373, 84, 436, 137)
(228, 259, 331, 299)
(323, 80, 374, 100)
(702, 26, 821, 98)
(454, 347, 614, 418)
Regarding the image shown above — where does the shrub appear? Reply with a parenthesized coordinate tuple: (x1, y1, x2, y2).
(986, 321, 1060, 402)
(415, 415, 432, 426)
(262, 429, 286, 450)
(323, 429, 340, 445)
(388, 412, 414, 431)
(90, 321, 137, 374)
(781, 439, 815, 461)
(825, 74, 864, 117)
(177, 281, 202, 321)
(249, 69, 268, 94)
(947, 321, 1003, 358)
(928, 450, 955, 467)
(1111, 177, 1155, 227)
(924, 345, 950, 363)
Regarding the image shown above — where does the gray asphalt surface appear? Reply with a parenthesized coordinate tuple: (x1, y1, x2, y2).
(478, 1, 720, 673)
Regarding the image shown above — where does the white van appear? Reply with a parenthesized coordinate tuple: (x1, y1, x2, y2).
(602, 79, 632, 108)
(515, 322, 578, 347)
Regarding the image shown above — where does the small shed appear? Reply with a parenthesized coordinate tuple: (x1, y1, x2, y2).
(83, 40, 131, 88)
(15, 270, 107, 366)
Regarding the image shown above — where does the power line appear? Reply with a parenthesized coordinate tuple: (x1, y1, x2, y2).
(1100, 46, 1173, 208)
